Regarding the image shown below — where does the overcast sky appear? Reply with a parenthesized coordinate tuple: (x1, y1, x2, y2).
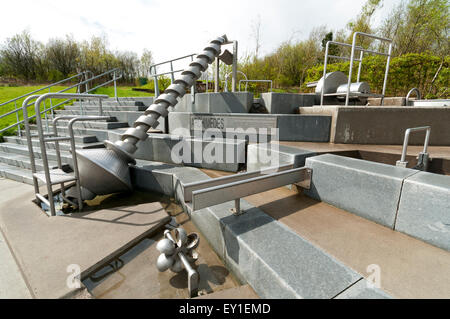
(0, 0, 400, 65)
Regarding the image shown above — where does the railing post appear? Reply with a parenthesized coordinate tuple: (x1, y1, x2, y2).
(232, 41, 238, 92)
(357, 50, 364, 83)
(113, 70, 119, 103)
(321, 42, 329, 106)
(345, 33, 358, 106)
(170, 61, 175, 83)
(381, 43, 393, 106)
(99, 98, 103, 116)
(191, 55, 196, 104)
(214, 57, 220, 92)
(152, 66, 160, 98)
(14, 100, 21, 137)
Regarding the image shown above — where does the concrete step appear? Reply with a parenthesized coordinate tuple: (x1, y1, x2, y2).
(0, 150, 70, 172)
(30, 126, 113, 142)
(0, 162, 42, 185)
(0, 143, 74, 166)
(65, 105, 147, 112)
(3, 136, 105, 152)
(73, 101, 138, 107)
(6, 133, 98, 144)
(29, 119, 129, 130)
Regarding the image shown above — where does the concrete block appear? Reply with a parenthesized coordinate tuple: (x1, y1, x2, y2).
(173, 92, 253, 113)
(261, 92, 315, 114)
(277, 115, 331, 142)
(299, 106, 450, 145)
(247, 143, 316, 171)
(334, 279, 393, 299)
(168, 112, 331, 142)
(108, 132, 246, 172)
(395, 172, 450, 251)
(220, 202, 361, 298)
(367, 97, 406, 106)
(188, 197, 362, 298)
(305, 154, 418, 228)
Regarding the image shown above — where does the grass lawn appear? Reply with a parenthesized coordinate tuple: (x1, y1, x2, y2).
(0, 85, 152, 138)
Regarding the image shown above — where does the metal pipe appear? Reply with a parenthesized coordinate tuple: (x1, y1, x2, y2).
(113, 71, 118, 103)
(33, 93, 108, 215)
(406, 88, 421, 105)
(1, 68, 122, 134)
(22, 95, 42, 195)
(68, 116, 110, 211)
(232, 41, 238, 92)
(150, 53, 196, 68)
(214, 57, 220, 92)
(345, 33, 358, 106)
(399, 126, 431, 163)
(321, 41, 330, 106)
(381, 42, 393, 105)
(225, 71, 247, 92)
(357, 50, 364, 82)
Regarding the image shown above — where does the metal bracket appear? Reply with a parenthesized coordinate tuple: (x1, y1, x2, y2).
(294, 168, 312, 189)
(230, 199, 245, 216)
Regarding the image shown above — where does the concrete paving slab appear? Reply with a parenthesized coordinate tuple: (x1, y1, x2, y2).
(305, 154, 419, 228)
(0, 179, 170, 298)
(245, 187, 450, 298)
(0, 225, 32, 299)
(395, 172, 450, 251)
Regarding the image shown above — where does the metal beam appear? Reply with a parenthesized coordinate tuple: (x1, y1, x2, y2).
(182, 164, 293, 202)
(192, 167, 311, 211)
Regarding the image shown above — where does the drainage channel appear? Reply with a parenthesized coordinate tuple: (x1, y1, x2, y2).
(80, 191, 253, 299)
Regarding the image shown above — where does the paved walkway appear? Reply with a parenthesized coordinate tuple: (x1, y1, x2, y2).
(0, 178, 170, 298)
(0, 225, 32, 298)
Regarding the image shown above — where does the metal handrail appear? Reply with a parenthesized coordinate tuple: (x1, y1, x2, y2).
(406, 88, 421, 105)
(239, 79, 273, 92)
(1, 68, 122, 135)
(345, 32, 393, 106)
(321, 41, 364, 106)
(320, 34, 392, 106)
(22, 93, 109, 216)
(224, 71, 247, 92)
(397, 126, 431, 166)
(0, 71, 88, 136)
(149, 54, 196, 98)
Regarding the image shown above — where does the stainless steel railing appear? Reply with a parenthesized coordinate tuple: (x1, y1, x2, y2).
(320, 33, 392, 106)
(0, 68, 122, 136)
(149, 54, 197, 98)
(396, 126, 431, 171)
(345, 32, 392, 106)
(22, 93, 109, 216)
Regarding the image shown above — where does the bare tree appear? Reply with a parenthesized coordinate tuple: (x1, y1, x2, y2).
(250, 14, 262, 60)
(139, 49, 153, 78)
